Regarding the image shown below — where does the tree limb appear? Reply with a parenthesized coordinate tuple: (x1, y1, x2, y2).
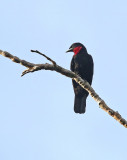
(0, 49, 127, 128)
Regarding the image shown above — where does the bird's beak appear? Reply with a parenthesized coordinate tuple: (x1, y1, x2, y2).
(66, 48, 73, 53)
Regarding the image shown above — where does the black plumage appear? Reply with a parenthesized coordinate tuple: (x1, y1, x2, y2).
(66, 43, 94, 114)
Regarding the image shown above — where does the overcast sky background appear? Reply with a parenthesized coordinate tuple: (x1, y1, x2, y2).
(0, 0, 127, 160)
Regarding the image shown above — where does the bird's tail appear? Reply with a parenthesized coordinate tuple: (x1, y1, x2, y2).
(74, 95, 86, 114)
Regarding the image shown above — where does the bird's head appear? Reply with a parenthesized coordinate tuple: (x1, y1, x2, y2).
(66, 42, 86, 56)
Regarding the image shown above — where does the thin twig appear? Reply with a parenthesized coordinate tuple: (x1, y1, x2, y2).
(31, 50, 56, 66)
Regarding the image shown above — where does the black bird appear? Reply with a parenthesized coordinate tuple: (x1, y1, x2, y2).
(66, 43, 94, 114)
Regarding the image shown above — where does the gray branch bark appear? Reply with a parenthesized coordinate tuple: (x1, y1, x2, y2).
(0, 49, 127, 128)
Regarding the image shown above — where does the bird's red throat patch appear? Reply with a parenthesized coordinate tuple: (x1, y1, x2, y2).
(73, 46, 82, 56)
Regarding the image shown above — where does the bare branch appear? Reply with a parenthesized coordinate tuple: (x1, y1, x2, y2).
(0, 50, 35, 68)
(0, 49, 127, 128)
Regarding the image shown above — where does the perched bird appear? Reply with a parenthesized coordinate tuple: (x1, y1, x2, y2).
(66, 43, 94, 114)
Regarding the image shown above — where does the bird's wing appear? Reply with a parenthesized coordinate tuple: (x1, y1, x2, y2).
(70, 54, 94, 95)
(70, 57, 75, 72)
(71, 57, 85, 95)
(87, 54, 94, 85)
